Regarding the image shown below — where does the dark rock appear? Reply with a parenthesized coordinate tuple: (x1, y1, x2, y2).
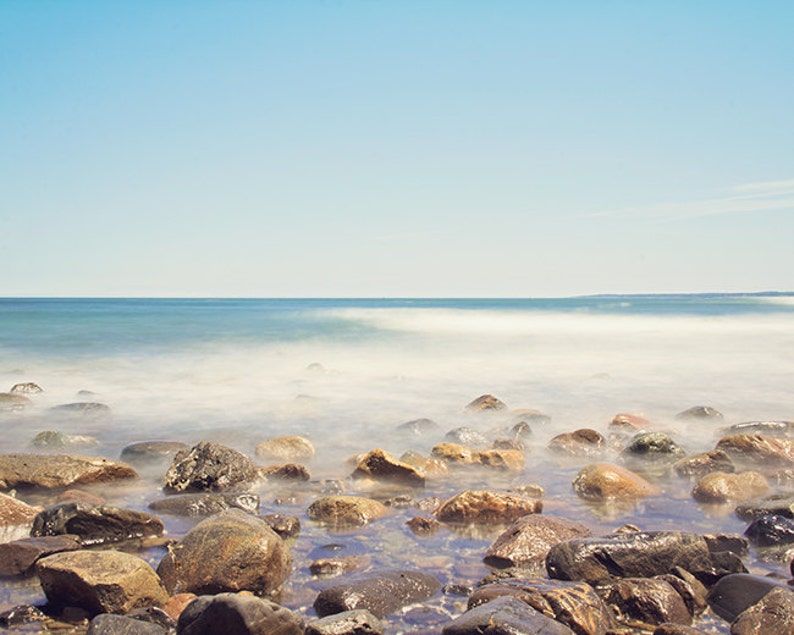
(676, 406, 723, 420)
(744, 514, 794, 547)
(87, 614, 167, 635)
(673, 450, 735, 479)
(706, 573, 791, 622)
(351, 449, 425, 487)
(546, 531, 713, 587)
(0, 604, 46, 626)
(601, 577, 692, 627)
(307, 496, 388, 528)
(548, 429, 606, 457)
(730, 586, 794, 635)
(31, 430, 99, 448)
(397, 418, 440, 436)
(177, 592, 303, 635)
(127, 606, 177, 630)
(149, 492, 259, 517)
(444, 427, 489, 448)
(572, 463, 660, 501)
(703, 533, 749, 557)
(157, 509, 290, 598)
(120, 442, 190, 466)
(163, 442, 258, 494)
(10, 382, 44, 394)
(305, 609, 383, 635)
(0, 454, 138, 490)
(255, 436, 315, 461)
(0, 534, 82, 576)
(261, 463, 311, 481)
(651, 626, 706, 635)
(406, 516, 441, 536)
(36, 550, 168, 615)
(656, 574, 706, 618)
(465, 394, 508, 412)
(32, 503, 164, 546)
(691, 471, 769, 504)
(735, 493, 794, 521)
(435, 490, 541, 524)
(442, 595, 575, 635)
(622, 432, 686, 459)
(484, 515, 591, 570)
(314, 569, 440, 618)
(260, 514, 301, 539)
(722, 420, 794, 438)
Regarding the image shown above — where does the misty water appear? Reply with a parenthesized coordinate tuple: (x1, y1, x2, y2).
(2, 296, 794, 632)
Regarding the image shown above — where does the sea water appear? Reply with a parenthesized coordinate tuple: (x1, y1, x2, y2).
(1, 295, 794, 630)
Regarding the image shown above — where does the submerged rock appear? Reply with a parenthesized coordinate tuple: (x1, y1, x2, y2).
(0, 534, 82, 576)
(163, 442, 258, 494)
(396, 418, 440, 436)
(120, 441, 189, 467)
(691, 471, 769, 504)
(307, 496, 388, 527)
(610, 413, 651, 432)
(177, 592, 303, 635)
(0, 454, 137, 491)
(0, 393, 31, 411)
(260, 463, 311, 481)
(10, 382, 43, 395)
(351, 449, 425, 487)
(50, 402, 111, 417)
(722, 420, 794, 438)
(442, 595, 575, 635)
(444, 427, 489, 448)
(148, 492, 259, 517)
(313, 569, 441, 618)
(305, 609, 383, 635)
(465, 394, 508, 412)
(572, 463, 660, 501)
(255, 436, 315, 461)
(676, 406, 723, 420)
(673, 450, 735, 479)
(435, 490, 542, 524)
(260, 514, 301, 540)
(31, 503, 164, 546)
(735, 493, 794, 521)
(548, 429, 606, 457)
(31, 431, 99, 448)
(715, 434, 794, 469)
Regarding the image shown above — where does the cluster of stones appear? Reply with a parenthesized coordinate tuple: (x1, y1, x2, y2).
(1, 389, 794, 634)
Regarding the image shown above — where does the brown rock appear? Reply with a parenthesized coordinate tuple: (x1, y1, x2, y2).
(309, 556, 366, 578)
(431, 443, 476, 465)
(177, 592, 303, 635)
(610, 413, 651, 432)
(260, 463, 311, 481)
(351, 449, 425, 487)
(476, 448, 525, 471)
(0, 492, 41, 526)
(465, 394, 508, 411)
(549, 429, 606, 457)
(0, 393, 31, 410)
(399, 452, 449, 478)
(162, 593, 196, 621)
(307, 496, 388, 527)
(31, 503, 164, 546)
(0, 454, 137, 491)
(602, 578, 692, 627)
(673, 450, 735, 479)
(731, 586, 794, 635)
(255, 436, 315, 461)
(572, 463, 660, 501)
(691, 471, 769, 504)
(0, 535, 82, 576)
(435, 490, 542, 524)
(406, 516, 441, 536)
(716, 434, 794, 469)
(36, 550, 168, 615)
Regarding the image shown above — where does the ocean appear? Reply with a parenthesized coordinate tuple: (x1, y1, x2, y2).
(1, 294, 794, 628)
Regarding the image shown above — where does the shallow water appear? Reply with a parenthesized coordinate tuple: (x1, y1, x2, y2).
(1, 296, 794, 632)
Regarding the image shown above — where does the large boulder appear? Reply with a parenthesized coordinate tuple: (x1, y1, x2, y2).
(484, 515, 591, 570)
(0, 454, 137, 490)
(435, 490, 542, 524)
(572, 463, 660, 501)
(31, 503, 164, 546)
(307, 496, 388, 528)
(176, 593, 303, 635)
(163, 442, 258, 494)
(313, 569, 440, 618)
(350, 449, 425, 487)
(156, 509, 290, 598)
(36, 550, 168, 615)
(442, 595, 575, 635)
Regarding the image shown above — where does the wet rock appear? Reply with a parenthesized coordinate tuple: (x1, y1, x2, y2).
(127, 606, 176, 630)
(465, 394, 508, 412)
(735, 493, 794, 521)
(572, 463, 660, 501)
(673, 450, 735, 479)
(314, 569, 441, 618)
(307, 496, 388, 527)
(548, 429, 606, 457)
(0, 454, 138, 490)
(399, 451, 449, 478)
(652, 626, 709, 635)
(622, 432, 686, 459)
(261, 514, 301, 539)
(601, 577, 692, 627)
(397, 418, 440, 436)
(309, 556, 364, 578)
(468, 577, 616, 635)
(163, 442, 258, 494)
(36, 550, 168, 616)
(351, 449, 425, 487)
(476, 448, 525, 471)
(261, 463, 311, 481)
(715, 434, 794, 469)
(32, 503, 164, 546)
(177, 592, 303, 635)
(0, 534, 82, 576)
(722, 420, 794, 438)
(0, 393, 31, 410)
(744, 514, 794, 547)
(610, 413, 650, 432)
(509, 483, 545, 499)
(255, 436, 315, 462)
(546, 531, 713, 587)
(431, 442, 476, 465)
(435, 490, 542, 524)
(703, 533, 749, 557)
(676, 406, 723, 420)
(656, 574, 707, 618)
(50, 402, 111, 417)
(444, 427, 489, 448)
(706, 572, 792, 622)
(120, 442, 190, 467)
(442, 594, 575, 635)
(305, 609, 383, 635)
(31, 430, 100, 448)
(157, 509, 290, 598)
(691, 471, 769, 504)
(407, 516, 442, 536)
(0, 604, 47, 626)
(87, 613, 167, 635)
(0, 491, 42, 528)
(10, 382, 43, 394)
(484, 515, 591, 570)
(148, 492, 259, 517)
(730, 586, 794, 635)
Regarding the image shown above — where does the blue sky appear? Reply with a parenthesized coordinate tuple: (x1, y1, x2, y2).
(1, 1, 792, 297)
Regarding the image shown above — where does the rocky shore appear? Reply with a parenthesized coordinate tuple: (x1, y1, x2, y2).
(1, 386, 794, 634)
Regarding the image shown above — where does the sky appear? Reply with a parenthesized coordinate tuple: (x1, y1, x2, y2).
(1, 1, 792, 297)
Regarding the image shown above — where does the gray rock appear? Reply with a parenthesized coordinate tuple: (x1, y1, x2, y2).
(163, 442, 258, 494)
(442, 595, 575, 634)
(120, 442, 190, 467)
(0, 393, 32, 411)
(676, 406, 723, 420)
(148, 492, 259, 517)
(314, 569, 441, 618)
(177, 593, 303, 635)
(397, 419, 440, 436)
(50, 402, 111, 417)
(32, 503, 163, 546)
(305, 609, 383, 635)
(0, 454, 138, 490)
(87, 614, 167, 635)
(0, 534, 82, 576)
(31, 431, 99, 448)
(444, 427, 489, 448)
(722, 420, 794, 438)
(706, 573, 791, 622)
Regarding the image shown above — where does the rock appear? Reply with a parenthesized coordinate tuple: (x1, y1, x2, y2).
(32, 503, 164, 546)
(476, 448, 525, 471)
(442, 595, 576, 635)
(601, 577, 692, 627)
(120, 442, 190, 466)
(148, 492, 259, 517)
(157, 509, 290, 598)
(676, 406, 723, 420)
(610, 413, 650, 432)
(715, 434, 794, 469)
(730, 586, 794, 635)
(444, 427, 489, 448)
(465, 394, 508, 412)
(314, 569, 440, 618)
(431, 443, 476, 465)
(163, 442, 258, 494)
(744, 514, 794, 547)
(673, 450, 735, 479)
(36, 550, 168, 616)
(305, 609, 383, 635)
(351, 449, 425, 487)
(548, 429, 606, 457)
(162, 593, 196, 621)
(87, 614, 167, 635)
(722, 420, 794, 438)
(656, 573, 707, 618)
(572, 463, 660, 501)
(484, 515, 591, 570)
(435, 490, 542, 524)
(0, 454, 138, 490)
(10, 382, 43, 394)
(0, 534, 82, 576)
(0, 491, 42, 528)
(399, 452, 449, 478)
(406, 516, 442, 536)
(691, 471, 769, 504)
(509, 483, 545, 498)
(545, 531, 713, 587)
(309, 556, 364, 578)
(31, 431, 100, 448)
(0, 393, 31, 410)
(126, 606, 176, 630)
(260, 514, 301, 540)
(50, 402, 111, 417)
(468, 577, 616, 635)
(260, 463, 311, 481)
(307, 496, 388, 527)
(622, 432, 686, 459)
(255, 436, 315, 461)
(397, 418, 440, 436)
(706, 573, 792, 622)
(58, 488, 107, 506)
(703, 533, 749, 557)
(0, 604, 47, 626)
(652, 626, 708, 635)
(735, 493, 794, 521)
(177, 592, 303, 635)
